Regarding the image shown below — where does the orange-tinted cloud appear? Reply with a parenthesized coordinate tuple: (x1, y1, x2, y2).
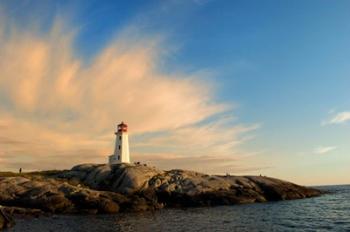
(0, 16, 257, 172)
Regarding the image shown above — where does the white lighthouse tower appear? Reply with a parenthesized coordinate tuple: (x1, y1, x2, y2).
(109, 122, 130, 164)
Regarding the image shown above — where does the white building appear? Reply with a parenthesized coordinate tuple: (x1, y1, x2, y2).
(109, 122, 130, 164)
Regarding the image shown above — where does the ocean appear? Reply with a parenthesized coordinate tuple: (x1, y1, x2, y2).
(6, 185, 350, 232)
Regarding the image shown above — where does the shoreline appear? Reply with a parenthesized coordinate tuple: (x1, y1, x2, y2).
(0, 163, 323, 230)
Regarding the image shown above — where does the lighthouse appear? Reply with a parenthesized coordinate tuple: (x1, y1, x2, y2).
(109, 122, 130, 164)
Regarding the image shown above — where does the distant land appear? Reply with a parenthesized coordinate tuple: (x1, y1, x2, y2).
(0, 163, 322, 229)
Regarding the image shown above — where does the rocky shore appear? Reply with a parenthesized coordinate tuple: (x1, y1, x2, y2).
(0, 163, 322, 230)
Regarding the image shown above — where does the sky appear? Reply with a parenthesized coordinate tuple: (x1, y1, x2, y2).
(0, 0, 349, 185)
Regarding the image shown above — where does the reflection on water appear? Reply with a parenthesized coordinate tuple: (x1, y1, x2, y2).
(7, 185, 350, 232)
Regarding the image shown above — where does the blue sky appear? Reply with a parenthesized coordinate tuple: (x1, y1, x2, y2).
(1, 0, 349, 185)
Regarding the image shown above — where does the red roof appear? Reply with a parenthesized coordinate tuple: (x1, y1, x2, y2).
(118, 121, 128, 127)
(117, 121, 128, 133)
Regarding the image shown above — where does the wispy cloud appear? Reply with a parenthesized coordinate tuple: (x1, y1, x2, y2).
(323, 111, 350, 125)
(329, 112, 350, 124)
(313, 146, 337, 155)
(0, 14, 256, 172)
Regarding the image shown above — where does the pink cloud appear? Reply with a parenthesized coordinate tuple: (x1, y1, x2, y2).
(0, 16, 257, 172)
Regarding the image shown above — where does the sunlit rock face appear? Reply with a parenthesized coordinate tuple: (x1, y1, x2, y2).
(58, 163, 322, 206)
(63, 163, 163, 194)
(0, 163, 322, 227)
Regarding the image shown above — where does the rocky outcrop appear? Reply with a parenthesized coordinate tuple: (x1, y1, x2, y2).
(0, 163, 322, 222)
(59, 163, 162, 194)
(0, 163, 322, 231)
(0, 175, 160, 217)
(55, 164, 321, 207)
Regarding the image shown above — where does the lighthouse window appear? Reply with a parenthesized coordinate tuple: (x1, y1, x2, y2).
(118, 155, 120, 160)
(118, 145, 121, 150)
(119, 136, 121, 140)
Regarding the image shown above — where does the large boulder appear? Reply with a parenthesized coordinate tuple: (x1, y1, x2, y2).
(60, 163, 162, 194)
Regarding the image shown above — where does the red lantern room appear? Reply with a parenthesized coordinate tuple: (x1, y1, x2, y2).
(116, 121, 128, 133)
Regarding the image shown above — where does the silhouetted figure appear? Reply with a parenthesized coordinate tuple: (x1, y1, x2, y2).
(19, 168, 22, 174)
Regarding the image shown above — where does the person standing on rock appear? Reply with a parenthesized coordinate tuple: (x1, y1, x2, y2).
(19, 168, 22, 174)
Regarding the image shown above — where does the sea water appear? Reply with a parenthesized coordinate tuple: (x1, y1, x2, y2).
(7, 185, 350, 232)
